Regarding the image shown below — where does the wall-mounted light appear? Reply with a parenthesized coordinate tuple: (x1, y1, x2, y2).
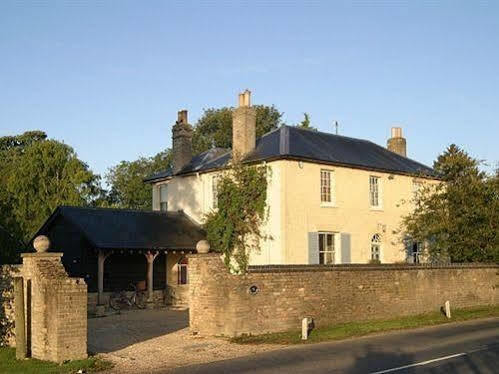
(388, 175, 395, 180)
(298, 161, 304, 169)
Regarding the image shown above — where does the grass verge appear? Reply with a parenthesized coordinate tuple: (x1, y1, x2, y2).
(0, 347, 113, 374)
(231, 304, 499, 345)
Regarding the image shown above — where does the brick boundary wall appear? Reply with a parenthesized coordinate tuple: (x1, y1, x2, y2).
(188, 254, 499, 337)
(1, 254, 87, 362)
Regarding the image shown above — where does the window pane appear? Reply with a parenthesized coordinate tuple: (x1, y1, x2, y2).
(160, 185, 168, 201)
(325, 251, 333, 264)
(319, 252, 324, 264)
(326, 234, 333, 251)
(212, 176, 219, 209)
(178, 264, 188, 285)
(321, 170, 331, 202)
(370, 176, 379, 206)
(160, 202, 168, 212)
(319, 234, 324, 251)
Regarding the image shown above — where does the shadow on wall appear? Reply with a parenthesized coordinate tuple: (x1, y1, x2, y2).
(0, 265, 19, 346)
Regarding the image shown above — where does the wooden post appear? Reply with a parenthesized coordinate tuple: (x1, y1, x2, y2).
(97, 250, 111, 306)
(14, 277, 27, 359)
(145, 251, 159, 305)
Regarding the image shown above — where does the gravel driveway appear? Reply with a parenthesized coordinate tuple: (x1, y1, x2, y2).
(88, 308, 282, 373)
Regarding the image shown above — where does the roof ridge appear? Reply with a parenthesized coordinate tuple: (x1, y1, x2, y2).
(279, 126, 290, 155)
(59, 205, 183, 216)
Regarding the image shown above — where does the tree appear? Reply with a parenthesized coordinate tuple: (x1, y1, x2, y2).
(295, 113, 316, 130)
(0, 131, 102, 264)
(106, 149, 172, 210)
(402, 145, 499, 263)
(192, 105, 283, 154)
(204, 162, 269, 273)
(6, 139, 102, 242)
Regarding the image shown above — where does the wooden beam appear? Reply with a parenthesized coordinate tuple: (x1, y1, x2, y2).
(97, 249, 111, 306)
(144, 250, 159, 304)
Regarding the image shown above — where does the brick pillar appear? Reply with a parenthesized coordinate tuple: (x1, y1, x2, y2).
(21, 236, 87, 363)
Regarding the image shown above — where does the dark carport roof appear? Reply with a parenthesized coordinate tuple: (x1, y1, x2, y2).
(35, 206, 205, 250)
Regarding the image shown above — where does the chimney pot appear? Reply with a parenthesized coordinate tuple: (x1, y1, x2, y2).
(391, 127, 402, 138)
(177, 110, 188, 124)
(238, 90, 251, 107)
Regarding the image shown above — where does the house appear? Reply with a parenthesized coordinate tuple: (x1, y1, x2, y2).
(31, 90, 438, 309)
(145, 90, 439, 266)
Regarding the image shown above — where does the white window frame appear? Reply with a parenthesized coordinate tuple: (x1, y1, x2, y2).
(320, 169, 335, 206)
(177, 257, 188, 285)
(370, 233, 382, 262)
(369, 175, 382, 209)
(318, 231, 336, 264)
(412, 242, 423, 264)
(212, 175, 220, 209)
(159, 184, 168, 212)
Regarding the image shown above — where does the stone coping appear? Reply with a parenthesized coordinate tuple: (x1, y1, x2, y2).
(21, 252, 63, 258)
(249, 263, 499, 273)
(187, 253, 498, 272)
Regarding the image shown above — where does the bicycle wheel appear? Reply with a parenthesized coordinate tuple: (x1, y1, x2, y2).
(134, 291, 147, 309)
(109, 291, 124, 311)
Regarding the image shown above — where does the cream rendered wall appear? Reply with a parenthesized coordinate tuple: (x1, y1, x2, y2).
(152, 161, 284, 265)
(281, 160, 436, 264)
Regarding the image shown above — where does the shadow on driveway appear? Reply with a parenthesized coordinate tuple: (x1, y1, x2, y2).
(88, 308, 188, 353)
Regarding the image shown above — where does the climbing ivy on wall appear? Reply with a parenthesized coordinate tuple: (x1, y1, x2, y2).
(204, 162, 269, 273)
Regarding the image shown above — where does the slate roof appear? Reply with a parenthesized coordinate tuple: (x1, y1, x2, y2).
(144, 125, 436, 183)
(34, 206, 205, 250)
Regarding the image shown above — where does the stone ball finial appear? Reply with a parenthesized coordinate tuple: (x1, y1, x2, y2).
(196, 240, 210, 254)
(33, 235, 50, 253)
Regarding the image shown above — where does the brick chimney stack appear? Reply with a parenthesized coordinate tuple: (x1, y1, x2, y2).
(387, 127, 407, 157)
(232, 90, 256, 161)
(172, 109, 193, 174)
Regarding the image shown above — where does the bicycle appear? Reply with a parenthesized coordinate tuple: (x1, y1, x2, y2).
(109, 282, 147, 311)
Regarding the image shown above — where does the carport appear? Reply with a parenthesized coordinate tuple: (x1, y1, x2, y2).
(31, 206, 206, 308)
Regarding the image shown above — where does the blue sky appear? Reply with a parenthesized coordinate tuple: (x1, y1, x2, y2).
(1, 1, 498, 177)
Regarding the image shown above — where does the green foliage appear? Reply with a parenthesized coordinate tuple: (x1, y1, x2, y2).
(106, 149, 172, 210)
(192, 105, 283, 154)
(204, 162, 269, 273)
(295, 112, 317, 130)
(403, 144, 499, 263)
(0, 131, 102, 262)
(0, 266, 16, 346)
(0, 347, 113, 373)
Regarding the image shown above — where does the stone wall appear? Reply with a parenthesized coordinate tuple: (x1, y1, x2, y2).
(21, 253, 87, 362)
(188, 254, 499, 337)
(0, 265, 20, 346)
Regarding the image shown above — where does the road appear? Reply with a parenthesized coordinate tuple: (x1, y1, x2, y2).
(168, 318, 499, 374)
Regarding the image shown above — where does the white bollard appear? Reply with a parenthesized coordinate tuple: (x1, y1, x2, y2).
(302, 317, 309, 340)
(445, 300, 451, 319)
